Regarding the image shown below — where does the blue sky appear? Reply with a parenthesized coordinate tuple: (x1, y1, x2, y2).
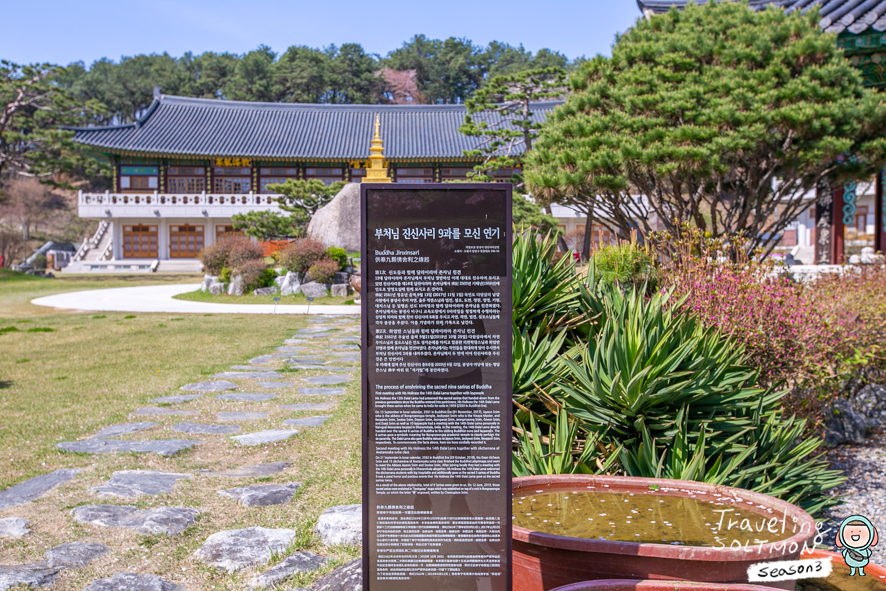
(0, 1, 641, 66)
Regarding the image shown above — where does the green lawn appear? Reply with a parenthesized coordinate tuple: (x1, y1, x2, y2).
(174, 287, 357, 306)
(0, 271, 362, 589)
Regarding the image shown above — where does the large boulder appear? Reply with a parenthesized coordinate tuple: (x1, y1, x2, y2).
(824, 398, 869, 446)
(307, 183, 360, 252)
(300, 282, 329, 298)
(280, 272, 302, 296)
(852, 383, 886, 427)
(227, 272, 245, 296)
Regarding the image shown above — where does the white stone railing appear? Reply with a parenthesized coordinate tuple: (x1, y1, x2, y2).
(78, 191, 283, 207)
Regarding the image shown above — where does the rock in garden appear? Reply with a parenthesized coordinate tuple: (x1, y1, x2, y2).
(303, 375, 352, 386)
(216, 392, 278, 402)
(312, 558, 362, 591)
(256, 381, 294, 388)
(130, 407, 197, 416)
(333, 272, 349, 285)
(280, 403, 336, 411)
(283, 416, 331, 428)
(72, 505, 199, 536)
(231, 430, 299, 446)
(200, 274, 214, 292)
(299, 387, 346, 396)
(852, 383, 886, 427)
(213, 371, 283, 379)
(227, 271, 245, 296)
(217, 412, 268, 421)
(0, 468, 81, 511)
(57, 439, 199, 456)
(315, 504, 362, 546)
(173, 422, 241, 435)
(209, 282, 226, 296)
(45, 542, 109, 569)
(249, 551, 327, 589)
(194, 527, 296, 572)
(331, 284, 349, 297)
(90, 470, 191, 498)
(90, 422, 158, 439)
(195, 462, 291, 478)
(0, 517, 29, 539)
(0, 564, 58, 589)
(254, 286, 278, 296)
(181, 380, 236, 391)
(276, 346, 303, 352)
(334, 344, 360, 351)
(249, 355, 279, 364)
(825, 398, 869, 446)
(149, 394, 203, 403)
(83, 573, 184, 591)
(307, 182, 361, 252)
(280, 271, 302, 296)
(218, 482, 301, 506)
(300, 282, 329, 298)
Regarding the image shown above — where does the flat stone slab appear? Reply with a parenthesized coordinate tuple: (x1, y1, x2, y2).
(297, 327, 336, 334)
(282, 416, 331, 428)
(280, 403, 337, 411)
(328, 351, 360, 357)
(73, 505, 200, 536)
(217, 412, 268, 421)
(283, 339, 307, 345)
(229, 365, 277, 371)
(213, 371, 283, 379)
(174, 422, 240, 435)
(231, 429, 298, 446)
(330, 355, 361, 363)
(45, 542, 109, 569)
(285, 358, 326, 364)
(194, 527, 296, 573)
(90, 470, 191, 498)
(312, 558, 362, 591)
(299, 333, 336, 340)
(0, 542, 107, 589)
(276, 346, 303, 352)
(248, 551, 327, 589)
(0, 468, 81, 510)
(256, 381, 294, 389)
(130, 407, 197, 416)
(287, 365, 330, 371)
(218, 482, 301, 506)
(315, 504, 362, 547)
(83, 573, 184, 591)
(333, 344, 360, 351)
(216, 392, 277, 402)
(0, 517, 29, 539)
(298, 387, 346, 396)
(58, 439, 199, 456)
(89, 422, 158, 439)
(149, 394, 203, 404)
(196, 462, 291, 478)
(0, 564, 58, 589)
(181, 380, 236, 391)
(248, 355, 279, 364)
(302, 375, 352, 386)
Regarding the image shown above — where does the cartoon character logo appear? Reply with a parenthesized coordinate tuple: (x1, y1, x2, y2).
(836, 515, 879, 576)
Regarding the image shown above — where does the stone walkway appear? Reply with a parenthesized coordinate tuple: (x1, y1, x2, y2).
(0, 315, 363, 590)
(31, 284, 361, 315)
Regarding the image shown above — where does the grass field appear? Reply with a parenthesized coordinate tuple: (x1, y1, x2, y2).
(174, 287, 357, 307)
(0, 270, 362, 589)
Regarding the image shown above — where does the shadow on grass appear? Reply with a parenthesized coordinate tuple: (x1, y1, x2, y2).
(0, 381, 11, 389)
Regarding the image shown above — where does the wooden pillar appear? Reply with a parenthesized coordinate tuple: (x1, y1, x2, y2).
(877, 168, 886, 253)
(831, 185, 845, 264)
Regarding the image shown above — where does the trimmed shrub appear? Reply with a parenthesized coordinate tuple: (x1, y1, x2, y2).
(199, 235, 264, 274)
(306, 258, 339, 283)
(277, 238, 328, 274)
(592, 239, 657, 293)
(219, 267, 232, 284)
(236, 259, 271, 292)
(325, 246, 348, 269)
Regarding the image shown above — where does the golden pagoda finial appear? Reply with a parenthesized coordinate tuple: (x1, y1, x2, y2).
(364, 113, 391, 183)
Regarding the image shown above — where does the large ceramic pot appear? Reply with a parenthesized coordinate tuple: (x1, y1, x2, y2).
(551, 580, 781, 591)
(513, 475, 816, 591)
(798, 549, 886, 590)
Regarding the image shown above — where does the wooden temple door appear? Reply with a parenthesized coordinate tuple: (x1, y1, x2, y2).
(169, 224, 204, 258)
(122, 225, 158, 258)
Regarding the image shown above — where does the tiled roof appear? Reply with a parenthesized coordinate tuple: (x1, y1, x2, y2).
(637, 0, 886, 34)
(71, 95, 561, 161)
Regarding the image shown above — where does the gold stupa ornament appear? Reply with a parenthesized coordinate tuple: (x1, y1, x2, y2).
(363, 114, 391, 183)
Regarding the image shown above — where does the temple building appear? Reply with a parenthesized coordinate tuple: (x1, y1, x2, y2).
(69, 90, 560, 272)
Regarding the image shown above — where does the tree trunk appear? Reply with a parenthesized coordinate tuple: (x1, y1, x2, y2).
(582, 211, 594, 262)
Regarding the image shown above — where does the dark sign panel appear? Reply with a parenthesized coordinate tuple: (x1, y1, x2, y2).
(361, 184, 513, 591)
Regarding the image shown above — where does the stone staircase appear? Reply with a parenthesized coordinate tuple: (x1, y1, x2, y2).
(155, 259, 204, 273)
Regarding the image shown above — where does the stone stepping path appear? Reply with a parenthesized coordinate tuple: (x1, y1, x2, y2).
(0, 468, 80, 510)
(58, 439, 199, 456)
(282, 416, 331, 428)
(248, 551, 327, 589)
(217, 411, 268, 421)
(174, 422, 240, 435)
(217, 482, 301, 506)
(285, 357, 326, 364)
(297, 328, 336, 334)
(73, 505, 200, 536)
(228, 365, 277, 371)
(299, 387, 346, 396)
(130, 407, 197, 417)
(90, 470, 190, 498)
(333, 344, 360, 351)
(216, 392, 277, 402)
(213, 371, 282, 379)
(181, 380, 236, 391)
(315, 504, 362, 546)
(231, 430, 298, 446)
(328, 351, 359, 357)
(0, 541, 108, 589)
(195, 462, 290, 478)
(299, 333, 338, 340)
(281, 402, 336, 411)
(331, 355, 361, 363)
(313, 559, 362, 591)
(276, 346, 302, 352)
(303, 375, 352, 386)
(149, 394, 203, 404)
(255, 381, 293, 388)
(283, 338, 307, 345)
(83, 573, 183, 591)
(0, 517, 29, 539)
(89, 422, 158, 439)
(288, 364, 332, 370)
(248, 354, 282, 364)
(194, 526, 295, 572)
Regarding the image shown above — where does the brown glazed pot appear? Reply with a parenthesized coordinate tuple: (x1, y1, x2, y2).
(512, 475, 817, 591)
(349, 270, 361, 295)
(551, 580, 782, 591)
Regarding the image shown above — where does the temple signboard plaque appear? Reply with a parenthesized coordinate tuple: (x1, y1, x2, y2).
(361, 184, 513, 591)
